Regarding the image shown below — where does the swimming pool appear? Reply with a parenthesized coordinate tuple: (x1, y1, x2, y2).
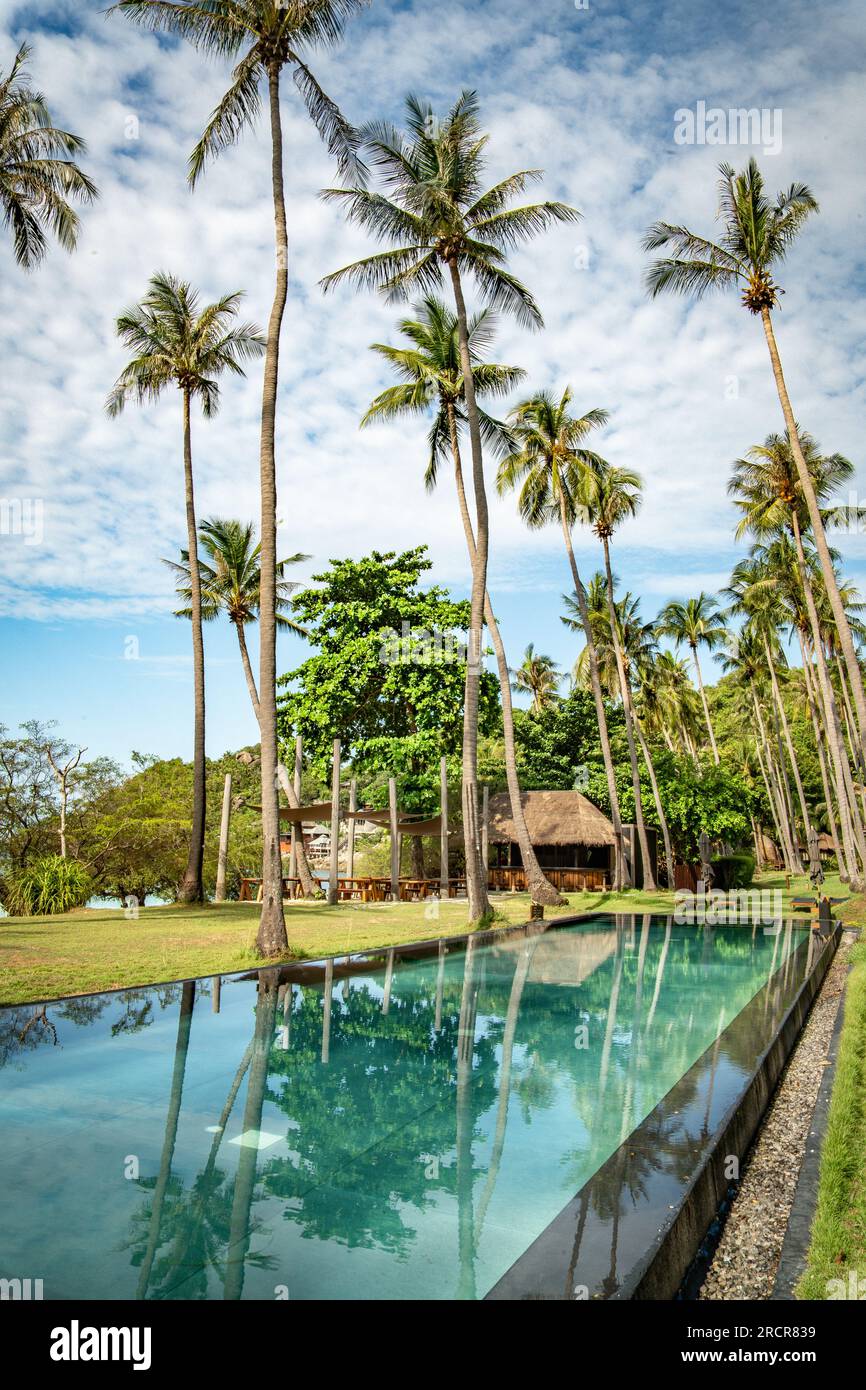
(0, 915, 817, 1300)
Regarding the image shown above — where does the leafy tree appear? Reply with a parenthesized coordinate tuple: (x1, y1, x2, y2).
(276, 549, 499, 869)
(510, 689, 619, 792)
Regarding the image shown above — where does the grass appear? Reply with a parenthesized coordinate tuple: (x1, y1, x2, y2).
(797, 939, 866, 1300)
(0, 869, 861, 1008)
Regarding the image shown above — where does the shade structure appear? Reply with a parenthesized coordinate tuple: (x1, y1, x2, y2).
(345, 807, 441, 835)
(394, 815, 442, 837)
(276, 802, 332, 822)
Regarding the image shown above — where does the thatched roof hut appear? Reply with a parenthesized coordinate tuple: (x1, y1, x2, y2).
(487, 790, 615, 848)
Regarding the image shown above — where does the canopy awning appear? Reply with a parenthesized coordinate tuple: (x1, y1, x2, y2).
(277, 802, 332, 822)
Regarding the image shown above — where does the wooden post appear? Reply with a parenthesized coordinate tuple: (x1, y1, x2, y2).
(328, 739, 341, 907)
(389, 775, 399, 900)
(481, 783, 489, 892)
(289, 735, 302, 881)
(214, 773, 232, 902)
(212, 975, 221, 1014)
(348, 779, 357, 881)
(439, 756, 449, 897)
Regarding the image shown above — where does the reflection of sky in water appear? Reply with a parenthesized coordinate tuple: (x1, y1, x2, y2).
(0, 918, 807, 1300)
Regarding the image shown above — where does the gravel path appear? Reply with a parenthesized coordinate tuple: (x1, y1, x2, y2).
(698, 938, 852, 1300)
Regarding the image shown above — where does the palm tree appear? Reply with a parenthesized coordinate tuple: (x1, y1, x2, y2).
(107, 274, 265, 902)
(321, 90, 578, 921)
(580, 463, 657, 890)
(166, 517, 321, 899)
(721, 630, 799, 874)
(510, 644, 561, 714)
(622, 605, 677, 885)
(497, 390, 627, 889)
(640, 649, 702, 762)
(644, 158, 866, 768)
(0, 43, 97, 269)
(568, 581, 675, 883)
(728, 432, 865, 884)
(723, 556, 818, 874)
(360, 299, 563, 906)
(113, 1, 368, 953)
(655, 595, 726, 764)
(755, 533, 847, 872)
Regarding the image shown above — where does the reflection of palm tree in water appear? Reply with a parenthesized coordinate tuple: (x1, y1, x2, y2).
(456, 938, 480, 1300)
(136, 980, 195, 1299)
(224, 970, 280, 1301)
(602, 918, 650, 1296)
(153, 1041, 254, 1296)
(474, 939, 539, 1242)
(566, 919, 655, 1297)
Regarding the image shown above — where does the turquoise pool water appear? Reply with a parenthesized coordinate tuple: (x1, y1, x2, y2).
(0, 916, 807, 1300)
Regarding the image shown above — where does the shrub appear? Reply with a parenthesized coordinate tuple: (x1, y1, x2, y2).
(710, 851, 755, 891)
(2, 856, 92, 917)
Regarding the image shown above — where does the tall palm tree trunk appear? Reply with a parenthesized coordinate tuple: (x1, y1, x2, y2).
(753, 731, 787, 866)
(798, 634, 843, 868)
(178, 386, 206, 903)
(836, 652, 864, 747)
(790, 511, 864, 886)
(769, 697, 798, 851)
(834, 653, 866, 822)
(635, 716, 675, 886)
(806, 633, 861, 872)
(234, 621, 319, 897)
(690, 643, 719, 764)
(446, 411, 563, 906)
(448, 260, 490, 921)
(256, 65, 289, 955)
(559, 507, 626, 889)
(761, 308, 866, 767)
(601, 537, 655, 890)
(762, 636, 810, 847)
(751, 690, 798, 873)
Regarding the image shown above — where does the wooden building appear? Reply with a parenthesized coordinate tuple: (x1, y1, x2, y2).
(487, 789, 617, 892)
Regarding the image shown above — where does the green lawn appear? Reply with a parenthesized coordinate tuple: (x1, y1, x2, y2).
(797, 939, 866, 1300)
(0, 869, 859, 1006)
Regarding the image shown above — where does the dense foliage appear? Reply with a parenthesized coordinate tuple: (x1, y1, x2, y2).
(276, 548, 499, 815)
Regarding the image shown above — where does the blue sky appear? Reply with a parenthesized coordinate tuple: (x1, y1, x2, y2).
(2, 0, 866, 767)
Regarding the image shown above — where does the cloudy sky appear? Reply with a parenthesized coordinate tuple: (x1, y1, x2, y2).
(2, 0, 865, 766)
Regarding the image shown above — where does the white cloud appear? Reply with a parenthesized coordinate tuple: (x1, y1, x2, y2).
(1, 0, 865, 646)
